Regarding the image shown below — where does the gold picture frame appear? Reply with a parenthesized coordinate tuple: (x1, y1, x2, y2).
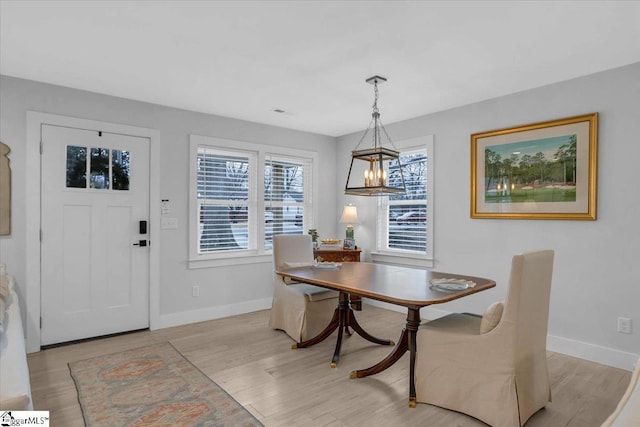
(0, 141, 11, 235)
(471, 113, 598, 220)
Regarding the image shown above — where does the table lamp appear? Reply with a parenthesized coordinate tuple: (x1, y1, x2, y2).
(339, 205, 359, 240)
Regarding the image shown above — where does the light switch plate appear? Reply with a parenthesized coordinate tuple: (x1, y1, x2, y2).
(161, 217, 178, 229)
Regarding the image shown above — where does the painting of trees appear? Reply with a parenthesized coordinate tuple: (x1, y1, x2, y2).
(472, 113, 597, 219)
(483, 134, 577, 203)
(552, 134, 577, 184)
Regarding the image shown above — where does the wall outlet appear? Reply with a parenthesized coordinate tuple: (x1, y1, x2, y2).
(618, 317, 632, 334)
(192, 285, 199, 297)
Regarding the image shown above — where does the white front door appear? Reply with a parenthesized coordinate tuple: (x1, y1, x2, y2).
(40, 124, 150, 345)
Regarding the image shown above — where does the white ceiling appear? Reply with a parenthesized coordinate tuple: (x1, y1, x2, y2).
(2, 1, 640, 137)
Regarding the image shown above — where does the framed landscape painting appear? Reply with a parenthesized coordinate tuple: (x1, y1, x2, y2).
(471, 113, 598, 220)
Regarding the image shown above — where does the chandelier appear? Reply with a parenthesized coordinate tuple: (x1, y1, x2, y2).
(344, 75, 406, 196)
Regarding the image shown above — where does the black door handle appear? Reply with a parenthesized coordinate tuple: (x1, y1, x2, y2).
(133, 240, 148, 247)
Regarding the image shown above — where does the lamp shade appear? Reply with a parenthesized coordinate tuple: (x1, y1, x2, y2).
(339, 205, 359, 224)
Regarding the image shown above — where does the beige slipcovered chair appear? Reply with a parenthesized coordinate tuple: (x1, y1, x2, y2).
(601, 357, 640, 427)
(268, 234, 338, 342)
(415, 250, 554, 427)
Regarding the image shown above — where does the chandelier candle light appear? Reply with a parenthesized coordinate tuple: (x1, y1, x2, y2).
(344, 75, 406, 196)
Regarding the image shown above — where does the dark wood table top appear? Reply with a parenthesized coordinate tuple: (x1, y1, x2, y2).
(277, 262, 496, 309)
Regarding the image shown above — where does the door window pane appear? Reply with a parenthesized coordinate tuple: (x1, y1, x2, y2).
(90, 148, 110, 189)
(112, 149, 130, 191)
(66, 145, 87, 188)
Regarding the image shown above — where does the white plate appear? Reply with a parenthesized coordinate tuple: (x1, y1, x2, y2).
(313, 262, 341, 269)
(433, 281, 469, 291)
(429, 278, 475, 291)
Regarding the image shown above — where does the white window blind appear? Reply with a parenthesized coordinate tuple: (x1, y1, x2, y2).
(197, 147, 256, 253)
(264, 155, 311, 249)
(378, 149, 428, 254)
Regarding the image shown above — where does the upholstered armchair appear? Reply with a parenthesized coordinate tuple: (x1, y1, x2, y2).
(601, 357, 640, 426)
(268, 234, 338, 342)
(415, 250, 555, 427)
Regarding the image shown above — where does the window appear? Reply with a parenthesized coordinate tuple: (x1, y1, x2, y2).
(264, 155, 312, 250)
(374, 136, 434, 267)
(189, 135, 317, 267)
(197, 148, 255, 253)
(66, 145, 130, 190)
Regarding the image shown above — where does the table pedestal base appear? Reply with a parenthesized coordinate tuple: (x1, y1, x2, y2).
(350, 307, 421, 407)
(292, 292, 394, 368)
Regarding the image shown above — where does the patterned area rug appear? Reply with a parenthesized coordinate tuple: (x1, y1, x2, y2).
(69, 342, 263, 426)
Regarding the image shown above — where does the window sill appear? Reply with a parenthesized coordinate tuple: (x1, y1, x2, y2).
(370, 251, 434, 269)
(188, 253, 272, 269)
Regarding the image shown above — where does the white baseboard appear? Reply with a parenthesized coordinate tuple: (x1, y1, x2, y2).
(547, 335, 638, 371)
(363, 299, 639, 371)
(155, 297, 273, 330)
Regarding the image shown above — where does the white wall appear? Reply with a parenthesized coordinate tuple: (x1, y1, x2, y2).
(2, 62, 639, 369)
(0, 75, 337, 331)
(337, 62, 640, 369)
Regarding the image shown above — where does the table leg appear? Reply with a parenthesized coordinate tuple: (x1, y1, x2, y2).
(406, 308, 421, 408)
(294, 292, 393, 368)
(349, 329, 408, 379)
(344, 308, 352, 336)
(347, 309, 395, 346)
(331, 299, 347, 367)
(350, 308, 421, 408)
(350, 294, 362, 311)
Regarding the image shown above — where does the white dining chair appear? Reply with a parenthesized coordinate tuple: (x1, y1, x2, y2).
(415, 250, 555, 427)
(268, 234, 338, 342)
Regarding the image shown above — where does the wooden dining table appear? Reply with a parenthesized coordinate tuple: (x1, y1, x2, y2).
(277, 262, 496, 407)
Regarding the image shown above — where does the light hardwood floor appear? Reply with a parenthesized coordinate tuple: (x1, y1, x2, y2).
(28, 306, 631, 426)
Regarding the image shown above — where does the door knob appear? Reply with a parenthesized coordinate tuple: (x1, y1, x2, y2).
(133, 240, 148, 247)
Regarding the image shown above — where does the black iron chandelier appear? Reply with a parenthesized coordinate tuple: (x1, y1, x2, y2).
(344, 75, 406, 196)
